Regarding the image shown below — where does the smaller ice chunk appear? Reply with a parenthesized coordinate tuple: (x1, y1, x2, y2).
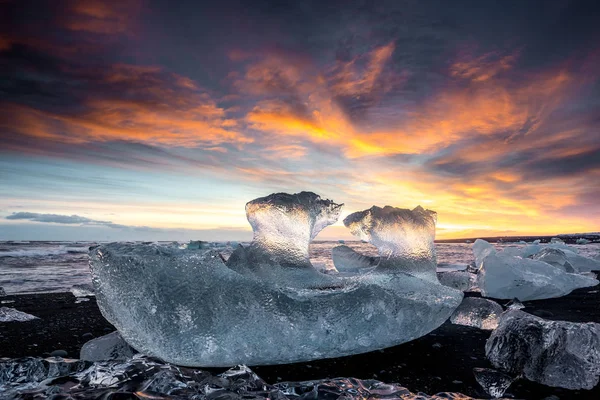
(577, 238, 591, 244)
(331, 245, 378, 272)
(473, 239, 495, 269)
(80, 331, 136, 362)
(0, 287, 5, 296)
(186, 240, 209, 250)
(450, 297, 503, 330)
(437, 271, 477, 292)
(504, 298, 525, 310)
(477, 253, 598, 300)
(71, 283, 95, 297)
(531, 248, 575, 272)
(0, 307, 39, 322)
(486, 309, 600, 390)
(473, 368, 515, 398)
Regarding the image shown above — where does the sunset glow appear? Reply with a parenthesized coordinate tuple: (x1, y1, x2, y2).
(1, 0, 599, 241)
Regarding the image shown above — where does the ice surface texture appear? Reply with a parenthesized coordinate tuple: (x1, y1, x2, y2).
(486, 310, 600, 390)
(472, 368, 514, 398)
(343, 205, 438, 283)
(437, 271, 477, 292)
(0, 356, 476, 400)
(450, 297, 503, 330)
(332, 245, 379, 272)
(90, 192, 462, 367)
(473, 240, 598, 301)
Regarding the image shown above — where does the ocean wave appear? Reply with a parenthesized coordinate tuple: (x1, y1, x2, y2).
(0, 246, 89, 258)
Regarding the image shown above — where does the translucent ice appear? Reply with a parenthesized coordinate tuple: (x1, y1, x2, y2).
(80, 331, 136, 362)
(450, 297, 503, 330)
(577, 238, 591, 244)
(343, 205, 438, 283)
(437, 271, 478, 292)
(332, 245, 379, 272)
(71, 283, 95, 297)
(90, 192, 462, 367)
(0, 355, 476, 399)
(472, 239, 495, 269)
(531, 248, 575, 272)
(0, 307, 38, 322)
(553, 248, 600, 272)
(472, 368, 515, 398)
(477, 252, 598, 300)
(486, 310, 600, 390)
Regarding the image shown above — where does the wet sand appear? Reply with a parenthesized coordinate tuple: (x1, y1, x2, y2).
(1, 287, 599, 399)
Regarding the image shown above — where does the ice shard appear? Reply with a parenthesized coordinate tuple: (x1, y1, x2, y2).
(477, 252, 598, 301)
(486, 310, 600, 390)
(343, 205, 438, 283)
(90, 192, 462, 367)
(472, 239, 495, 269)
(472, 368, 515, 398)
(450, 297, 503, 330)
(0, 307, 38, 322)
(80, 331, 136, 362)
(331, 245, 379, 272)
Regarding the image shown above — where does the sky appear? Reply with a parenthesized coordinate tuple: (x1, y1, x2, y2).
(1, 0, 599, 241)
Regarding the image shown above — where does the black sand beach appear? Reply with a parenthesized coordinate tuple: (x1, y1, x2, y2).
(1, 287, 599, 399)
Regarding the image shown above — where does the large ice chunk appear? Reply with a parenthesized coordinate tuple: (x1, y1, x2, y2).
(477, 252, 598, 300)
(450, 297, 503, 330)
(80, 331, 136, 362)
(331, 245, 379, 272)
(486, 310, 600, 390)
(343, 205, 438, 282)
(90, 193, 462, 367)
(0, 307, 38, 322)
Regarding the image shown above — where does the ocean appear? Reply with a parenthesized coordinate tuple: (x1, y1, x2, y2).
(1, 240, 599, 294)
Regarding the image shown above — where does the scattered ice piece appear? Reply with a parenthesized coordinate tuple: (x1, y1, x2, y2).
(473, 368, 515, 398)
(186, 240, 208, 250)
(450, 297, 503, 330)
(90, 192, 462, 367)
(472, 239, 496, 270)
(533, 239, 541, 244)
(477, 252, 598, 301)
(80, 331, 136, 362)
(0, 287, 5, 296)
(436, 262, 469, 272)
(75, 297, 90, 303)
(0, 307, 39, 322)
(71, 283, 95, 297)
(486, 309, 600, 390)
(331, 245, 378, 272)
(577, 238, 591, 244)
(504, 298, 525, 310)
(0, 355, 477, 399)
(1, 300, 15, 304)
(437, 271, 477, 292)
(343, 205, 438, 282)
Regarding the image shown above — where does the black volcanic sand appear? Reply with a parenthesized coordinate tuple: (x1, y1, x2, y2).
(1, 287, 599, 399)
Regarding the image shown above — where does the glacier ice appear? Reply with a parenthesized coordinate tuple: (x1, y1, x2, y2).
(450, 297, 503, 330)
(0, 307, 38, 322)
(80, 331, 136, 362)
(477, 252, 598, 300)
(531, 248, 575, 272)
(437, 271, 478, 292)
(343, 205, 439, 283)
(472, 239, 495, 269)
(472, 368, 514, 398)
(486, 309, 600, 390)
(71, 283, 95, 297)
(331, 245, 379, 272)
(90, 192, 462, 367)
(0, 355, 476, 400)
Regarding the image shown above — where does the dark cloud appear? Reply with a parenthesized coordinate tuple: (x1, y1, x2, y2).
(5, 211, 160, 231)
